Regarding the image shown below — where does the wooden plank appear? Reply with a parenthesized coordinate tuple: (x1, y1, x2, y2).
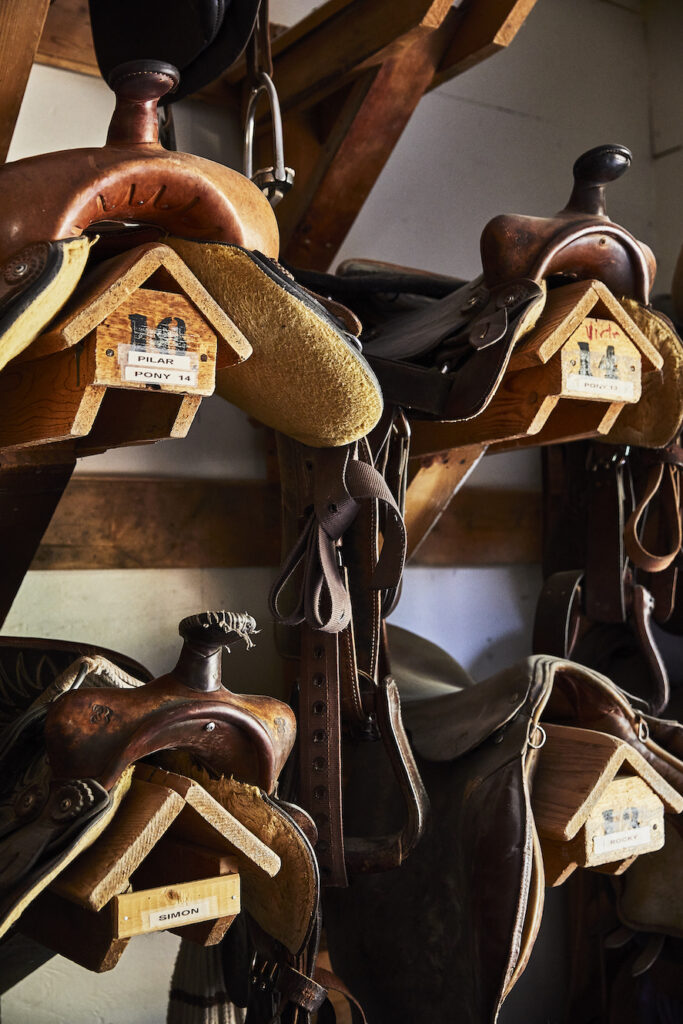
(112, 873, 240, 939)
(0, 454, 75, 625)
(432, 0, 540, 87)
(416, 484, 542, 566)
(35, 0, 98, 77)
(0, 0, 51, 162)
(0, 344, 103, 450)
(225, 0, 453, 114)
(136, 764, 281, 876)
(282, 25, 452, 268)
(404, 445, 484, 560)
(19, 888, 129, 973)
(132, 836, 239, 946)
(32, 476, 281, 570)
(52, 778, 186, 911)
(28, 476, 545, 569)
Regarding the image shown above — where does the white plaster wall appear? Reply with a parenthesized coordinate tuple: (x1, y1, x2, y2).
(1, 0, 679, 1020)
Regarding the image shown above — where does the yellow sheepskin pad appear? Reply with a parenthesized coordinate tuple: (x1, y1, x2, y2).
(607, 300, 683, 448)
(168, 238, 383, 447)
(0, 237, 90, 373)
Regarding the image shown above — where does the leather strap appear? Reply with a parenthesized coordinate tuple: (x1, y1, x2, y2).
(532, 570, 584, 657)
(298, 628, 348, 887)
(624, 453, 682, 573)
(269, 444, 406, 633)
(584, 445, 629, 623)
(315, 967, 368, 1024)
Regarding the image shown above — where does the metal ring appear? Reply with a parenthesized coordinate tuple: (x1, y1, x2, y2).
(527, 723, 547, 750)
(636, 716, 649, 742)
(244, 71, 286, 182)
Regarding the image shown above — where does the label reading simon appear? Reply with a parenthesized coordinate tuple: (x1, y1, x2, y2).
(593, 825, 651, 856)
(146, 896, 217, 931)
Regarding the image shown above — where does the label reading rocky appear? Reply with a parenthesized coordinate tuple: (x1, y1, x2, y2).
(593, 825, 651, 856)
(146, 896, 217, 931)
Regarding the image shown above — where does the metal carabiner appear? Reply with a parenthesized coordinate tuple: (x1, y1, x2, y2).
(244, 71, 294, 207)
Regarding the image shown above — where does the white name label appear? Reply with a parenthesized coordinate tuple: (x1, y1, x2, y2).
(146, 896, 217, 931)
(127, 350, 194, 370)
(123, 365, 198, 386)
(566, 374, 636, 400)
(593, 825, 651, 856)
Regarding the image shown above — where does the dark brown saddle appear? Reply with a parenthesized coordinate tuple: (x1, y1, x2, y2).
(293, 145, 654, 422)
(324, 648, 683, 1024)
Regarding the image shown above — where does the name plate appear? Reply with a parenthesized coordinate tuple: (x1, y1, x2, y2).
(93, 289, 217, 396)
(593, 825, 651, 856)
(561, 317, 641, 403)
(146, 896, 218, 931)
(122, 347, 199, 387)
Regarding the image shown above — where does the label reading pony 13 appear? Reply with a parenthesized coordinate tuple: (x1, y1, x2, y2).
(562, 317, 641, 403)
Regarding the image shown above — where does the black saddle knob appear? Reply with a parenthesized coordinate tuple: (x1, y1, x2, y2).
(563, 144, 632, 218)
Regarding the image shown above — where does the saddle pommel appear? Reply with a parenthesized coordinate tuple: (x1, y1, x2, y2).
(106, 60, 180, 146)
(563, 144, 632, 218)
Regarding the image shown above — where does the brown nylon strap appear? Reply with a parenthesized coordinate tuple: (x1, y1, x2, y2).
(624, 462, 682, 573)
(584, 446, 628, 623)
(299, 627, 348, 887)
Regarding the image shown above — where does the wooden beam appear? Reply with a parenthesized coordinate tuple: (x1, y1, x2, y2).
(431, 0, 540, 88)
(281, 24, 452, 269)
(0, 0, 51, 162)
(26, 476, 541, 570)
(35, 0, 97, 77)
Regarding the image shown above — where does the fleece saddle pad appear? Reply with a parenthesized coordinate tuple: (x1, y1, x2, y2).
(167, 238, 384, 446)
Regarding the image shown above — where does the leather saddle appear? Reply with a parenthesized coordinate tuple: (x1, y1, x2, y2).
(294, 144, 655, 423)
(323, 644, 683, 1024)
(0, 611, 296, 941)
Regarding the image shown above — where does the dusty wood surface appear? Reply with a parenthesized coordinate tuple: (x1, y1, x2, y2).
(27, 476, 544, 569)
(35, 0, 97, 77)
(432, 0, 539, 86)
(0, 0, 51, 162)
(404, 445, 485, 559)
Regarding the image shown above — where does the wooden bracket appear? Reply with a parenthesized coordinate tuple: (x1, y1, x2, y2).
(410, 280, 662, 459)
(532, 724, 683, 887)
(19, 765, 281, 972)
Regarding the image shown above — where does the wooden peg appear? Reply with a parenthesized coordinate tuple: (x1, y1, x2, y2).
(19, 889, 129, 973)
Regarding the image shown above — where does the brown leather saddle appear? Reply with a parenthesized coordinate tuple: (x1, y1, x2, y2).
(293, 144, 654, 423)
(323, 648, 683, 1024)
(0, 611, 295, 940)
